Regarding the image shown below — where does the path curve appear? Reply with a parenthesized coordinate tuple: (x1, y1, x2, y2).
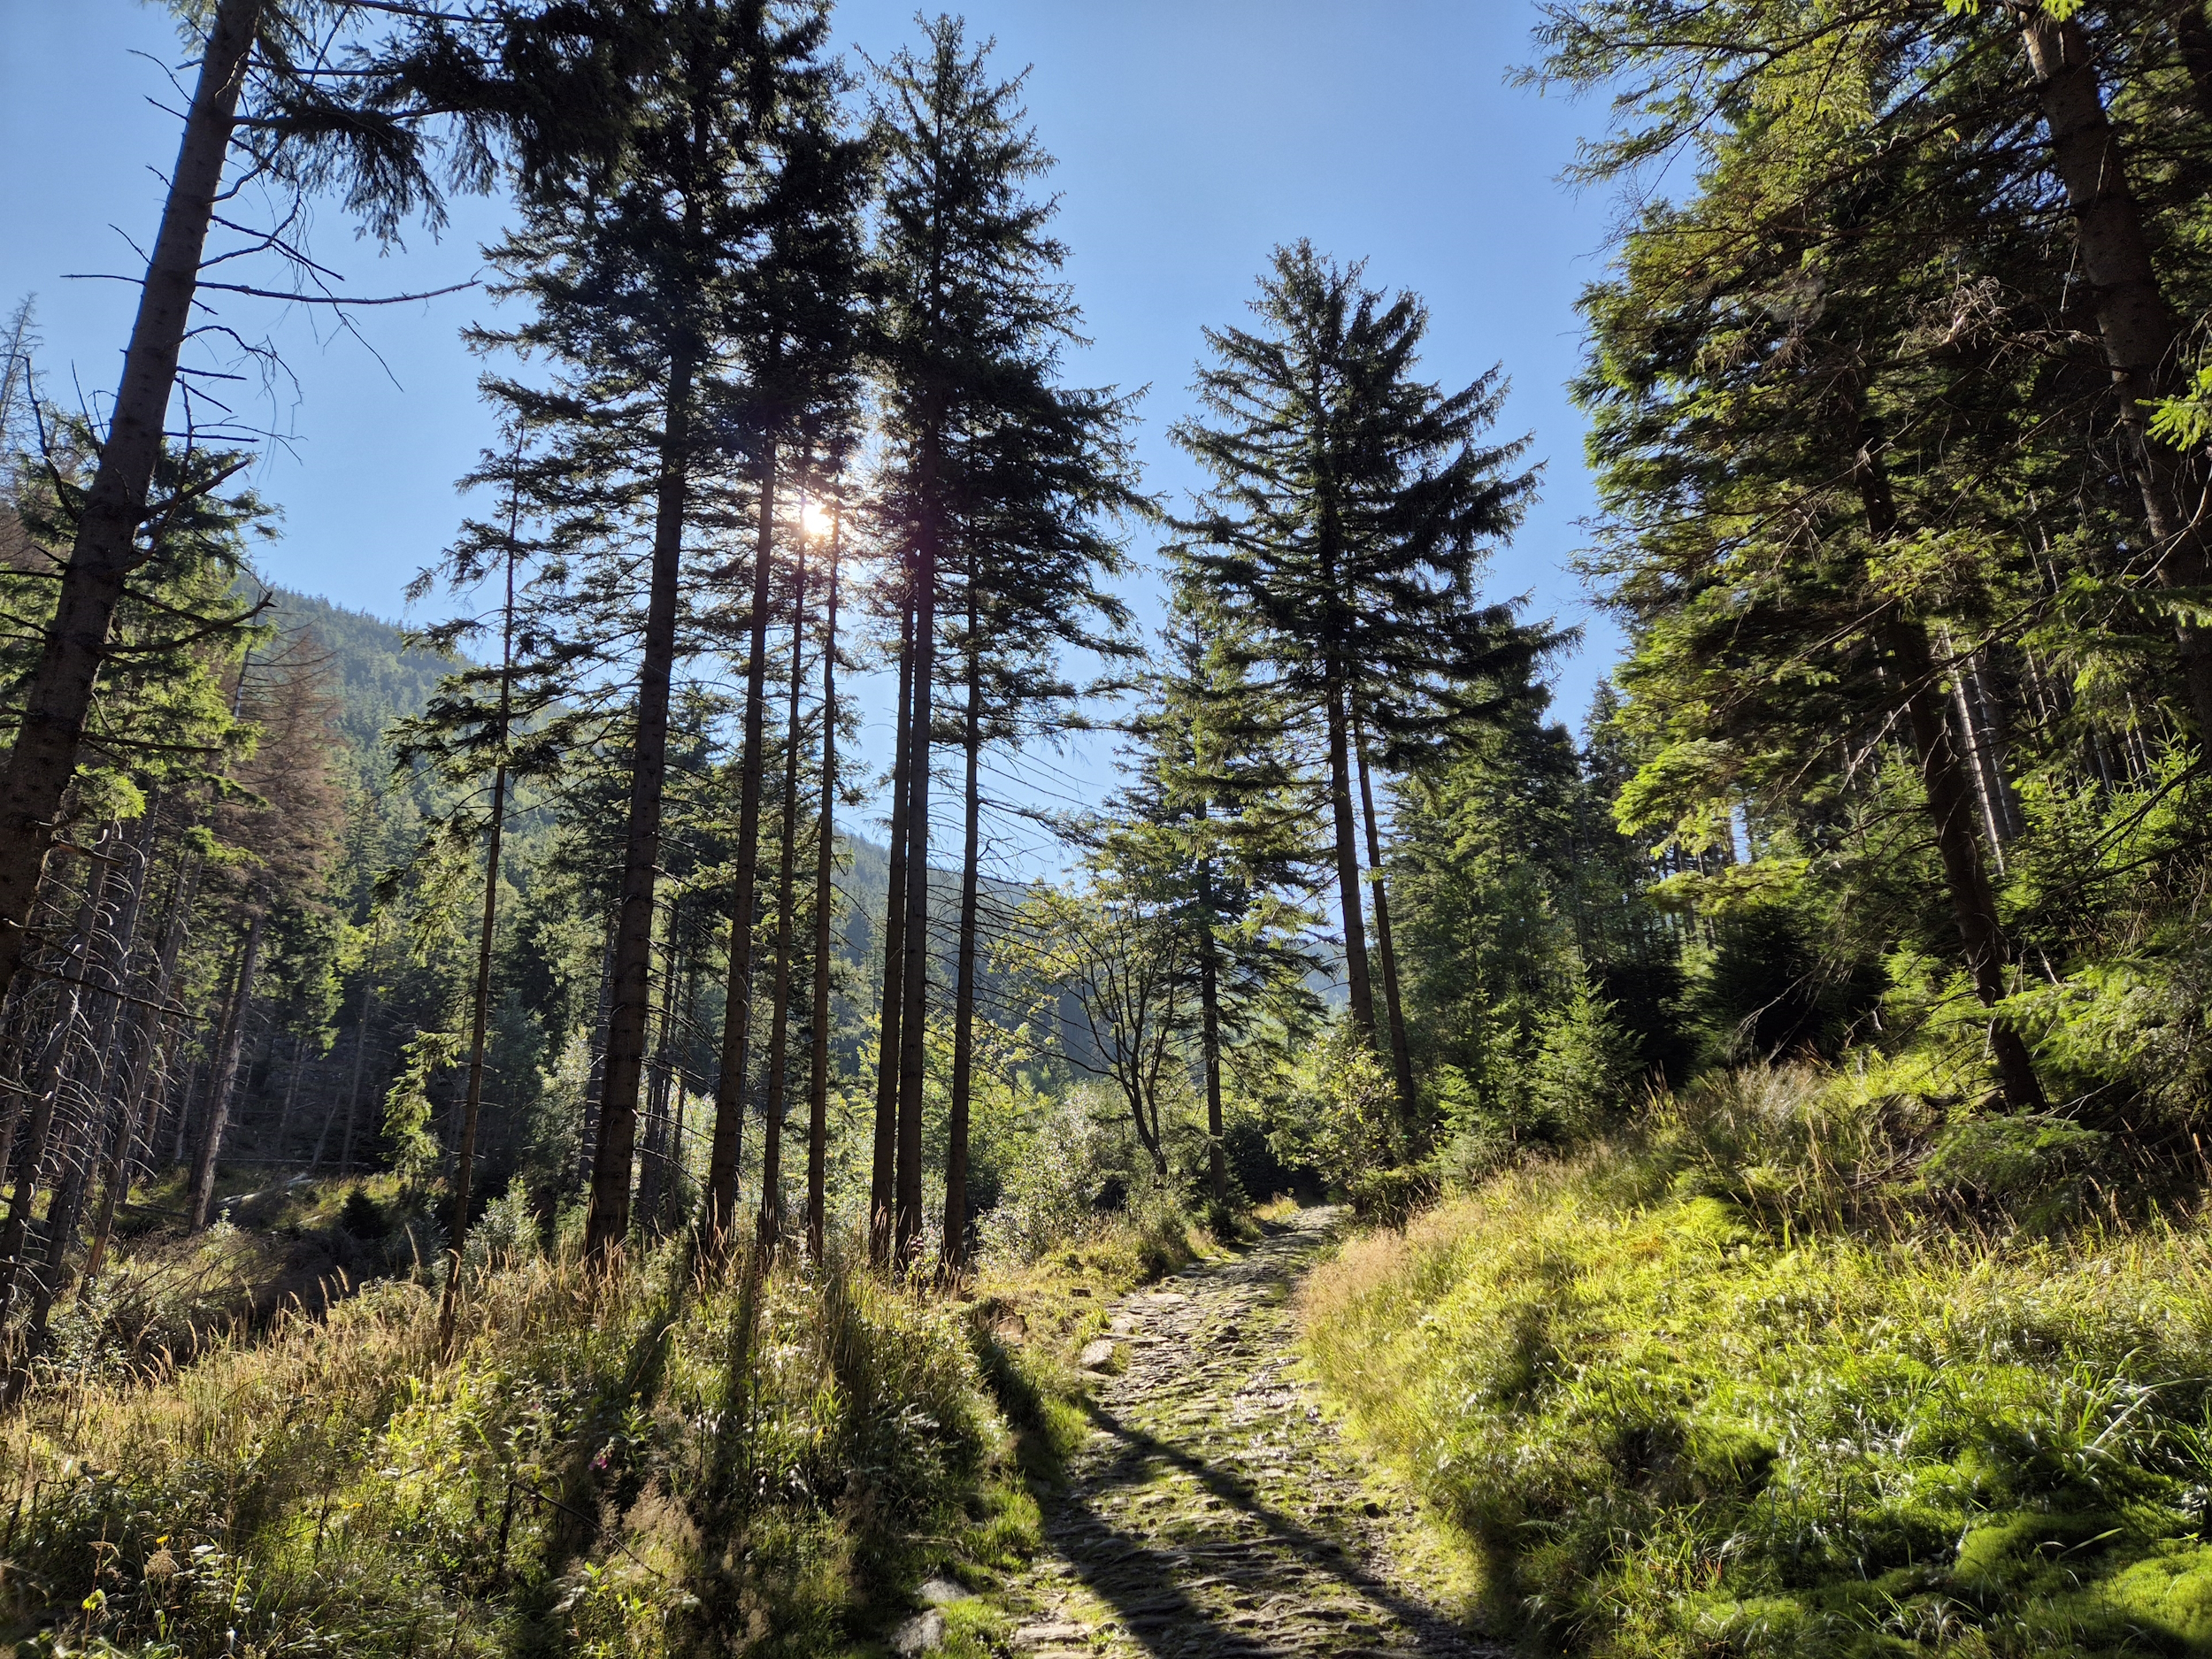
(999, 1207, 1500, 1658)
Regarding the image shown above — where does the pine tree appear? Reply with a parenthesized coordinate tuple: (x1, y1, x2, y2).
(1096, 580, 1319, 1202)
(867, 18, 1131, 1267)
(1174, 243, 1539, 1134)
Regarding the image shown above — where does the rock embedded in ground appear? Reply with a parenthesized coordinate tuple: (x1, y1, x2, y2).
(890, 1607, 945, 1655)
(997, 1207, 1498, 1657)
(918, 1577, 972, 1607)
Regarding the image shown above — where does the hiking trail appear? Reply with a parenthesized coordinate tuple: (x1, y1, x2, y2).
(991, 1206, 1500, 1658)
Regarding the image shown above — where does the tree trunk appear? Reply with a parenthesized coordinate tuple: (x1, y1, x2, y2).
(435, 752, 506, 1341)
(188, 908, 264, 1230)
(588, 347, 698, 1263)
(1855, 428, 2046, 1113)
(1883, 618, 2047, 1111)
(435, 533, 518, 1336)
(702, 437, 777, 1257)
(1353, 716, 1417, 1137)
(807, 512, 840, 1263)
(1322, 665, 1377, 1037)
(337, 928, 380, 1176)
(2017, 8, 2212, 739)
(0, 0, 263, 1010)
(895, 479, 939, 1271)
(0, 994, 84, 1322)
(1199, 898, 1225, 1206)
(92, 853, 198, 1266)
(758, 534, 808, 1260)
(943, 598, 982, 1275)
(81, 930, 185, 1297)
(870, 595, 914, 1266)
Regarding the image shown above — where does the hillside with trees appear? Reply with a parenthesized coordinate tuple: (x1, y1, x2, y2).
(8, 2, 2212, 1655)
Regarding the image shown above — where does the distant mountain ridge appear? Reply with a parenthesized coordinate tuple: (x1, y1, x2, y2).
(265, 583, 1036, 972)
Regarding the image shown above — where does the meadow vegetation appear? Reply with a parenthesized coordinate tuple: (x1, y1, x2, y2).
(1307, 1064, 2212, 1658)
(0, 1161, 1218, 1659)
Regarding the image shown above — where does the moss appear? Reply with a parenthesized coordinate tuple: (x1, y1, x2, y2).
(2092, 1544, 2212, 1651)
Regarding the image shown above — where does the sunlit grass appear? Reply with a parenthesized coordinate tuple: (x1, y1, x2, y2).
(1304, 1067, 2212, 1657)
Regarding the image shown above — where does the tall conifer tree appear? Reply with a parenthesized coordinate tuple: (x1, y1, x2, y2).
(1175, 244, 1538, 1133)
(868, 18, 1125, 1265)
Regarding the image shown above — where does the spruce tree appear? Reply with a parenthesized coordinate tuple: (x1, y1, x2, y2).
(0, 0, 603, 1027)
(473, 0, 850, 1261)
(697, 21, 868, 1260)
(1096, 580, 1319, 1202)
(868, 18, 1128, 1266)
(1174, 244, 1538, 1133)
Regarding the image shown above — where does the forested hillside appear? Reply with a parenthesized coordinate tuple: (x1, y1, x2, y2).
(9, 2, 2212, 1656)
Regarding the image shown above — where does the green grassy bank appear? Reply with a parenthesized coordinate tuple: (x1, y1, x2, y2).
(1303, 1069, 2212, 1658)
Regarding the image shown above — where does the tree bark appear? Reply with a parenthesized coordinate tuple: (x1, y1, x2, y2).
(1855, 428, 2046, 1112)
(870, 595, 914, 1266)
(758, 530, 808, 1260)
(2017, 8, 2212, 739)
(337, 927, 380, 1176)
(702, 438, 777, 1257)
(943, 594, 982, 1274)
(807, 512, 840, 1262)
(1353, 715, 1417, 1137)
(437, 535, 518, 1339)
(83, 850, 193, 1292)
(0, 983, 85, 1322)
(437, 757, 507, 1334)
(1198, 887, 1226, 1206)
(188, 908, 264, 1230)
(1883, 618, 2047, 1111)
(588, 347, 698, 1263)
(895, 457, 940, 1271)
(0, 0, 264, 1010)
(1322, 665, 1377, 1038)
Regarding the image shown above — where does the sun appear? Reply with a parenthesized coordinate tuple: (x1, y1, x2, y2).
(801, 500, 835, 539)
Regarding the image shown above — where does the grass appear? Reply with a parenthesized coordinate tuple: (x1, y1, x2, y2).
(1302, 1067, 2212, 1658)
(0, 1187, 1218, 1658)
(966, 1194, 1218, 1484)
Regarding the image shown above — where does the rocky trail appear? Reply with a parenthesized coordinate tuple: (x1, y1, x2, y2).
(985, 1207, 1499, 1659)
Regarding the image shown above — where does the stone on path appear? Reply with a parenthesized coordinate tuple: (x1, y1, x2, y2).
(996, 1207, 1498, 1658)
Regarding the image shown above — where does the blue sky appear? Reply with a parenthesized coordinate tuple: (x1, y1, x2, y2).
(2, 0, 1625, 861)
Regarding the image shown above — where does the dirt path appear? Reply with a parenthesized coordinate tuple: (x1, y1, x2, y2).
(998, 1207, 1499, 1658)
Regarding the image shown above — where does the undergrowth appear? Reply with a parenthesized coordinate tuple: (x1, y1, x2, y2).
(0, 1188, 1214, 1659)
(1304, 1065, 2212, 1658)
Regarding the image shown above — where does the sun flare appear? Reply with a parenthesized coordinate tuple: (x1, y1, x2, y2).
(801, 500, 834, 539)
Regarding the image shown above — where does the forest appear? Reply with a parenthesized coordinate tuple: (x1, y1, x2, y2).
(8, 0, 2212, 1655)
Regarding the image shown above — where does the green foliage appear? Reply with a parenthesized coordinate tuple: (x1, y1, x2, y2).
(382, 1026, 462, 1191)
(1306, 1066, 2212, 1657)
(1527, 977, 1641, 1140)
(0, 1237, 1031, 1658)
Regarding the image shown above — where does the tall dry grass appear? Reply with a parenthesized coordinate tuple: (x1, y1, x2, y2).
(3, 1234, 1018, 1657)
